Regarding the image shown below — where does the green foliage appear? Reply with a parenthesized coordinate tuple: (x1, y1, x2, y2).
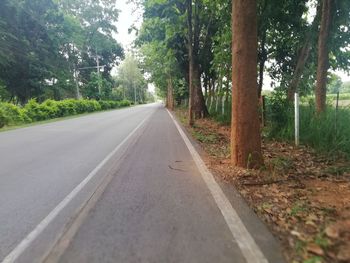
(327, 93, 350, 100)
(0, 108, 8, 128)
(118, 100, 131, 107)
(266, 93, 350, 158)
(0, 102, 30, 124)
(206, 97, 231, 125)
(265, 92, 294, 139)
(0, 98, 131, 129)
(114, 55, 148, 104)
(0, 0, 123, 103)
(342, 81, 350, 93)
(327, 74, 343, 94)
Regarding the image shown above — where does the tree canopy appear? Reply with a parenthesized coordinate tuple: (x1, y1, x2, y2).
(0, 0, 123, 103)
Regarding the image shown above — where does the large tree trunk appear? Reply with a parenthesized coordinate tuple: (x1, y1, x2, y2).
(187, 0, 194, 126)
(192, 63, 208, 117)
(231, 0, 263, 168)
(316, 0, 333, 113)
(166, 77, 174, 110)
(187, 0, 208, 125)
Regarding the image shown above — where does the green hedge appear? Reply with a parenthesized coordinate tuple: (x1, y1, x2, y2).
(0, 99, 131, 128)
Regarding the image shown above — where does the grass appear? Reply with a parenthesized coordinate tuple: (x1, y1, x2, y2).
(206, 96, 231, 125)
(192, 130, 218, 143)
(266, 99, 350, 159)
(305, 93, 350, 101)
(290, 202, 308, 216)
(326, 93, 350, 100)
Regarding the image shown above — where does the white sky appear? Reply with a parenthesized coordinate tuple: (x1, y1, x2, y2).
(114, 0, 141, 51)
(112, 1, 158, 92)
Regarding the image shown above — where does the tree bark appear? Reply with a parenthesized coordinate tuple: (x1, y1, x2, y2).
(167, 77, 174, 110)
(187, 0, 208, 125)
(316, 0, 333, 113)
(187, 0, 194, 126)
(231, 0, 263, 168)
(287, 42, 312, 100)
(192, 63, 208, 117)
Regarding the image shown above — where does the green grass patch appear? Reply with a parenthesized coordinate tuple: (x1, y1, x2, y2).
(265, 94, 350, 159)
(206, 96, 231, 125)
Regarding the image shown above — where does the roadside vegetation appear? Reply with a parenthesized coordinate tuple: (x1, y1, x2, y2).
(1, 0, 349, 262)
(0, 99, 131, 129)
(176, 108, 350, 263)
(0, 0, 154, 129)
(135, 0, 350, 262)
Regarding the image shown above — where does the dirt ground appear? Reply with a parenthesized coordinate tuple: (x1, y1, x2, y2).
(175, 108, 350, 263)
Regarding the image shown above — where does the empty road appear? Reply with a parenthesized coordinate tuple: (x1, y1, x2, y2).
(0, 103, 285, 263)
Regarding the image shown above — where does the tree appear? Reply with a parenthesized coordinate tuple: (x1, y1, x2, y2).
(316, 0, 333, 113)
(287, 2, 321, 100)
(327, 73, 342, 94)
(116, 54, 146, 104)
(0, 0, 123, 103)
(231, 0, 262, 168)
(186, 0, 209, 124)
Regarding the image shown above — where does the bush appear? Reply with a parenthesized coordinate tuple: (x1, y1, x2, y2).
(98, 100, 111, 110)
(265, 92, 294, 140)
(0, 98, 131, 129)
(41, 99, 60, 119)
(119, 100, 131, 107)
(0, 102, 30, 124)
(56, 100, 77, 116)
(0, 108, 8, 128)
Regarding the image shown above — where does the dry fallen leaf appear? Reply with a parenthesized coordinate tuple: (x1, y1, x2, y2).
(307, 243, 324, 256)
(337, 245, 350, 261)
(325, 224, 339, 239)
(175, 109, 350, 263)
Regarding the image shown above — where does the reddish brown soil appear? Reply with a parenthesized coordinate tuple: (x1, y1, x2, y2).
(175, 108, 350, 263)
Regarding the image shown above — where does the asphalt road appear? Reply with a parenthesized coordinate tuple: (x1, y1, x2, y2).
(0, 104, 156, 262)
(0, 103, 285, 263)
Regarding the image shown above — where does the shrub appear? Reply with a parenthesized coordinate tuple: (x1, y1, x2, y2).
(41, 100, 59, 119)
(265, 92, 294, 140)
(98, 100, 111, 110)
(0, 98, 131, 129)
(84, 100, 101, 112)
(24, 99, 48, 121)
(70, 100, 84, 114)
(0, 108, 8, 128)
(56, 100, 77, 116)
(119, 100, 131, 107)
(0, 102, 30, 124)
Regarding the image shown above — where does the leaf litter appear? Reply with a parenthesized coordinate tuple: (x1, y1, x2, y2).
(175, 108, 350, 263)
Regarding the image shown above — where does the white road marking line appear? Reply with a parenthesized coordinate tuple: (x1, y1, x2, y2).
(167, 109, 269, 263)
(2, 112, 153, 263)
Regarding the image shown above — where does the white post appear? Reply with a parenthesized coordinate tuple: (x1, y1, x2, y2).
(295, 92, 300, 146)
